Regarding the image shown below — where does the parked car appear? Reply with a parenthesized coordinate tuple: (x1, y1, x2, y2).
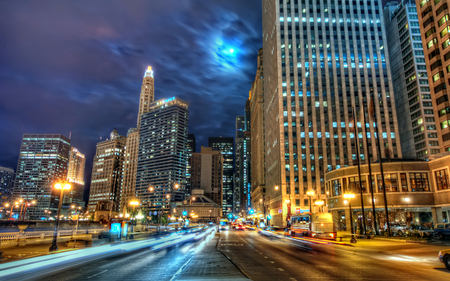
(434, 223, 450, 239)
(385, 223, 407, 236)
(408, 225, 433, 237)
(438, 249, 450, 270)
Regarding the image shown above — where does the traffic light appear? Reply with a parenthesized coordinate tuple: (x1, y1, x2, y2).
(268, 215, 272, 219)
(228, 213, 233, 218)
(183, 211, 187, 216)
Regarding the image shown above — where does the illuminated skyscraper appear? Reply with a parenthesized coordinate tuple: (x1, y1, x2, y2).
(234, 116, 245, 213)
(384, 1, 439, 158)
(416, 0, 450, 152)
(121, 67, 156, 211)
(136, 97, 189, 212)
(262, 0, 401, 226)
(12, 134, 71, 218)
(88, 128, 126, 212)
(0, 166, 14, 214)
(186, 134, 196, 194)
(209, 137, 234, 215)
(66, 147, 86, 207)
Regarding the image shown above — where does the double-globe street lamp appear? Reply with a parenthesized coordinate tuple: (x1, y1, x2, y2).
(49, 181, 71, 252)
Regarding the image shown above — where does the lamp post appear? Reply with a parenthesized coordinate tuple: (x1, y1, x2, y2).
(129, 199, 139, 239)
(209, 209, 212, 222)
(344, 193, 356, 237)
(49, 182, 71, 252)
(21, 200, 36, 221)
(306, 190, 315, 232)
(315, 200, 324, 213)
(147, 186, 154, 230)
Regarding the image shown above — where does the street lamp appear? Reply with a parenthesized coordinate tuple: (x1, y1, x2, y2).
(343, 193, 356, 237)
(49, 182, 71, 252)
(129, 199, 139, 239)
(306, 190, 315, 232)
(315, 200, 325, 213)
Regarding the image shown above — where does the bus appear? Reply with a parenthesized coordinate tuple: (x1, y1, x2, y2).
(219, 219, 230, 230)
(290, 213, 336, 239)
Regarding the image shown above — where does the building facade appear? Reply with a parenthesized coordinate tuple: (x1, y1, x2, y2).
(416, 0, 450, 152)
(243, 99, 252, 212)
(209, 137, 234, 215)
(384, 1, 439, 158)
(325, 153, 450, 231)
(88, 128, 126, 213)
(186, 134, 196, 195)
(12, 134, 71, 219)
(234, 116, 245, 213)
(0, 166, 14, 217)
(250, 48, 266, 211)
(135, 97, 189, 212)
(66, 147, 85, 207)
(190, 146, 224, 207)
(262, 0, 401, 227)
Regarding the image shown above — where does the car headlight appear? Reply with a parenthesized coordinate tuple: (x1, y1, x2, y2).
(438, 251, 442, 257)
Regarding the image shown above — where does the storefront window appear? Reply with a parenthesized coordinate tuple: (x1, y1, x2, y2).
(400, 173, 408, 192)
(409, 173, 430, 191)
(342, 178, 347, 193)
(435, 169, 449, 190)
(332, 179, 341, 196)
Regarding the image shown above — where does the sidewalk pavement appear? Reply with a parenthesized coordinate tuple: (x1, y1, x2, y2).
(175, 232, 249, 281)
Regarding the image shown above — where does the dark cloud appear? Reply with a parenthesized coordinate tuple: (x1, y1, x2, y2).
(0, 0, 262, 200)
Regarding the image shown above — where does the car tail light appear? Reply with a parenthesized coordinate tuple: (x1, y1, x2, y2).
(329, 233, 334, 238)
(312, 233, 316, 237)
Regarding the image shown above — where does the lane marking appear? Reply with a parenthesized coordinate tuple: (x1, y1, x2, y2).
(265, 256, 268, 258)
(291, 278, 297, 281)
(278, 268, 284, 271)
(87, 270, 108, 279)
(270, 261, 274, 263)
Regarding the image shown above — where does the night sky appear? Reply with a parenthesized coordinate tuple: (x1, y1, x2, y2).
(0, 0, 262, 199)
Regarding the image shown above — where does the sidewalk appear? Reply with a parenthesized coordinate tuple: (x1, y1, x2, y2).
(175, 232, 249, 281)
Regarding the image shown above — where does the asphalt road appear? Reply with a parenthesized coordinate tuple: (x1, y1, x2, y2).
(37, 237, 207, 281)
(218, 229, 450, 281)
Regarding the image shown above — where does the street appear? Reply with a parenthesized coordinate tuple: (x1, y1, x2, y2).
(37, 237, 210, 281)
(218, 229, 450, 281)
(31, 228, 450, 280)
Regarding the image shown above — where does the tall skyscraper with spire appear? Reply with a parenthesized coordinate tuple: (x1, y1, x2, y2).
(121, 66, 155, 212)
(137, 66, 155, 129)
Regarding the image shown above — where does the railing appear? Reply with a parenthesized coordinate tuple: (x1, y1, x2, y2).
(0, 229, 107, 243)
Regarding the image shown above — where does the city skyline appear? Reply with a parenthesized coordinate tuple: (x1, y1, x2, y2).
(0, 1, 263, 200)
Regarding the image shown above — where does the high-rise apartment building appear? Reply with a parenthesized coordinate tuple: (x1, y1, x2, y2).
(209, 137, 234, 215)
(384, 1, 439, 158)
(262, 0, 401, 226)
(186, 134, 196, 195)
(66, 147, 86, 207)
(121, 67, 156, 212)
(12, 134, 72, 218)
(135, 97, 189, 212)
(250, 48, 266, 209)
(234, 116, 245, 212)
(88, 128, 126, 212)
(0, 166, 14, 212)
(191, 146, 224, 206)
(416, 0, 450, 152)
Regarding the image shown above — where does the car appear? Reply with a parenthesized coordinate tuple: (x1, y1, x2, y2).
(385, 223, 407, 236)
(434, 223, 450, 239)
(439, 249, 450, 270)
(408, 225, 433, 237)
(235, 224, 245, 230)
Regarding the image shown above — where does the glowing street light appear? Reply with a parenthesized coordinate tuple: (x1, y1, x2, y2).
(343, 193, 356, 237)
(49, 181, 71, 252)
(315, 200, 325, 213)
(230, 48, 234, 53)
(129, 199, 139, 239)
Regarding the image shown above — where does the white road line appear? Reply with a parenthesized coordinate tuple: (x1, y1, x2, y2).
(290, 278, 297, 281)
(87, 270, 108, 279)
(270, 261, 274, 263)
(278, 268, 284, 271)
(265, 256, 268, 258)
